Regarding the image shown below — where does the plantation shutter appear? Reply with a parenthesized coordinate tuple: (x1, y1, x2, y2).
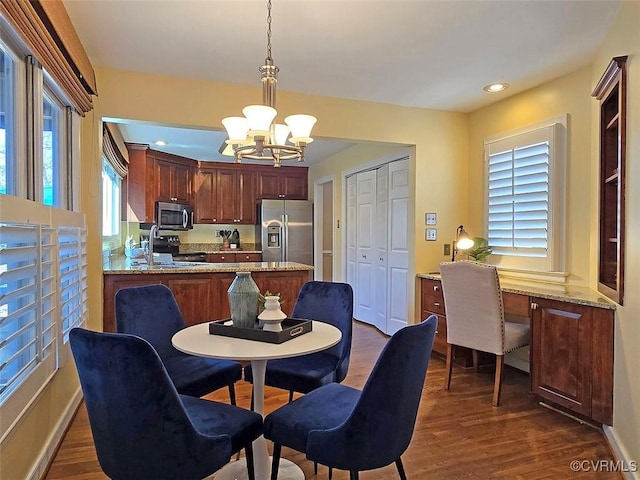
(58, 226, 87, 342)
(0, 222, 56, 401)
(486, 127, 551, 258)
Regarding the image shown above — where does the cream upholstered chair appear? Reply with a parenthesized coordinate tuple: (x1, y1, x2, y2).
(439, 261, 530, 406)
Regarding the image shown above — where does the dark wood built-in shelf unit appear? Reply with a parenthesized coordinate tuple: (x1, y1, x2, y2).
(592, 56, 627, 305)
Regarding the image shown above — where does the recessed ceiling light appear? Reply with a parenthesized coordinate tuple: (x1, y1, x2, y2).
(483, 83, 510, 93)
(154, 140, 168, 146)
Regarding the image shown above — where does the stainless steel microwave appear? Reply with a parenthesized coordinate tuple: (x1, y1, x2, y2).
(155, 201, 194, 230)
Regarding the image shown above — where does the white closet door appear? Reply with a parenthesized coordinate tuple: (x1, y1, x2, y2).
(355, 170, 376, 324)
(374, 164, 389, 332)
(346, 175, 357, 293)
(386, 159, 409, 334)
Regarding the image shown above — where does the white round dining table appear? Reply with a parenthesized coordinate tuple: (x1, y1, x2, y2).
(172, 321, 342, 480)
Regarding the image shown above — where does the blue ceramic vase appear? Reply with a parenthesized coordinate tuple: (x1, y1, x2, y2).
(228, 272, 259, 328)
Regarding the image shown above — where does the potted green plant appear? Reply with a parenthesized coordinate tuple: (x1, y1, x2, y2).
(466, 237, 492, 262)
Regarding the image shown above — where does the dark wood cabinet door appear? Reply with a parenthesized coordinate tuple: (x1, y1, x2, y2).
(155, 159, 174, 203)
(256, 170, 281, 199)
(531, 298, 592, 417)
(237, 170, 256, 224)
(172, 162, 193, 204)
(163, 276, 216, 326)
(194, 167, 218, 223)
(216, 168, 238, 223)
(210, 273, 236, 319)
(282, 168, 308, 199)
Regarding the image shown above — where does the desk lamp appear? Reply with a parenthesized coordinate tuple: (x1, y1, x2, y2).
(452, 225, 474, 261)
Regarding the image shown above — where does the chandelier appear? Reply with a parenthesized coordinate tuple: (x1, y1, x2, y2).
(221, 0, 317, 167)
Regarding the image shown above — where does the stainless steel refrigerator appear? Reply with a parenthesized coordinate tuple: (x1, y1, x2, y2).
(256, 200, 313, 265)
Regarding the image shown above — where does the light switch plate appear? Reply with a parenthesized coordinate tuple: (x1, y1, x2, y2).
(425, 228, 437, 241)
(425, 212, 437, 225)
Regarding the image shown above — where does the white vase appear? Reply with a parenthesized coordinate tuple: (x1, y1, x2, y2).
(258, 296, 287, 332)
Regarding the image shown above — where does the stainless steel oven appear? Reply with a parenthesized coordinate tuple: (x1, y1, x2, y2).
(155, 202, 194, 231)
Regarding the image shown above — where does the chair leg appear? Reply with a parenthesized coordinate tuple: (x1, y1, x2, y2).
(472, 349, 479, 373)
(329, 466, 333, 479)
(395, 457, 407, 480)
(271, 443, 281, 480)
(245, 443, 255, 480)
(288, 390, 294, 403)
(314, 462, 318, 474)
(350, 471, 359, 480)
(444, 343, 454, 390)
(492, 354, 504, 407)
(229, 383, 237, 406)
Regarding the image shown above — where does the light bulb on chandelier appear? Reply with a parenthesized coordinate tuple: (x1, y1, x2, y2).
(221, 0, 317, 167)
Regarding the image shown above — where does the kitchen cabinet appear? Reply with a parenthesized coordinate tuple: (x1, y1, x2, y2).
(207, 252, 261, 263)
(531, 297, 613, 425)
(103, 269, 310, 332)
(216, 167, 256, 224)
(124, 144, 196, 222)
(194, 165, 218, 223)
(257, 166, 308, 200)
(419, 276, 614, 425)
(154, 157, 193, 205)
(592, 56, 627, 305)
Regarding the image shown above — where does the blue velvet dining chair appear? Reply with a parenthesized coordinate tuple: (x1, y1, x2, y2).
(115, 284, 242, 402)
(244, 281, 354, 402)
(69, 327, 263, 480)
(263, 315, 437, 480)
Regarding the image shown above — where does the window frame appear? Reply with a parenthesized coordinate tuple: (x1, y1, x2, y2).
(483, 115, 567, 273)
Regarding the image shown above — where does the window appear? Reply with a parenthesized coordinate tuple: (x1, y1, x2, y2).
(484, 117, 566, 272)
(1, 43, 17, 196)
(102, 159, 121, 239)
(42, 91, 61, 206)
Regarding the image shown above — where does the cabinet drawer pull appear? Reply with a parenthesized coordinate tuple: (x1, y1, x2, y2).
(433, 302, 440, 307)
(433, 285, 439, 292)
(531, 302, 539, 310)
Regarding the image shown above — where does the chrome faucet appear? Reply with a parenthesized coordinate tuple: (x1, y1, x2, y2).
(146, 224, 159, 266)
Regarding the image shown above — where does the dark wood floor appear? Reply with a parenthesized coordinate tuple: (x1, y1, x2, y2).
(45, 321, 620, 480)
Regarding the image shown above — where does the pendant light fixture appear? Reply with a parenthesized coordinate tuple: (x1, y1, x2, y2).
(221, 0, 317, 167)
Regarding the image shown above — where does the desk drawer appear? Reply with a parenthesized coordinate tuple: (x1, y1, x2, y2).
(421, 279, 445, 315)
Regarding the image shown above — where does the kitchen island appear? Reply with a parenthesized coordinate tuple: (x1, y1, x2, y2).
(103, 258, 313, 332)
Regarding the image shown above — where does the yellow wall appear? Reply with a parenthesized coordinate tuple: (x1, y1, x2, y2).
(591, 0, 640, 466)
(469, 66, 593, 285)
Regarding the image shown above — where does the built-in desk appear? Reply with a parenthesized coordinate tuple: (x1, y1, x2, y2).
(417, 273, 616, 425)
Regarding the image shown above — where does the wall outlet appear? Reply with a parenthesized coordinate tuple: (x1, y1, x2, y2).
(215, 230, 220, 237)
(444, 243, 451, 256)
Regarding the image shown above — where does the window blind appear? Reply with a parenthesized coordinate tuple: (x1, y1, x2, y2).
(487, 140, 549, 257)
(58, 226, 87, 342)
(0, 222, 56, 401)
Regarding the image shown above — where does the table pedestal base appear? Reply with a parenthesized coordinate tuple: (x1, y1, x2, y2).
(214, 457, 303, 480)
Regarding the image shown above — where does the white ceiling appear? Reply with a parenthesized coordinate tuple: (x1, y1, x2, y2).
(65, 0, 621, 164)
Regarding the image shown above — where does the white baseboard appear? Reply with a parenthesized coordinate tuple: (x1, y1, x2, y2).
(28, 388, 83, 480)
(603, 425, 640, 480)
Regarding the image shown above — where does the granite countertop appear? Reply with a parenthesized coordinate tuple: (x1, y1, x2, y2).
(104, 256, 313, 274)
(417, 272, 616, 310)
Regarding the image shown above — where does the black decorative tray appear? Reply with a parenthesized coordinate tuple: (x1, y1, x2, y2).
(208, 318, 312, 344)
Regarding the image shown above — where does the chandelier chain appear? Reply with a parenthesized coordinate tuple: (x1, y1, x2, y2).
(265, 0, 273, 65)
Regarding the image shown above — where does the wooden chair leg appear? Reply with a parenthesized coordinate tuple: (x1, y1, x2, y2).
(444, 343, 454, 390)
(245, 443, 255, 480)
(472, 349, 479, 373)
(329, 466, 333, 479)
(395, 457, 407, 480)
(271, 444, 281, 480)
(288, 390, 294, 403)
(492, 354, 504, 407)
(350, 471, 359, 480)
(228, 383, 237, 406)
(314, 462, 318, 474)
